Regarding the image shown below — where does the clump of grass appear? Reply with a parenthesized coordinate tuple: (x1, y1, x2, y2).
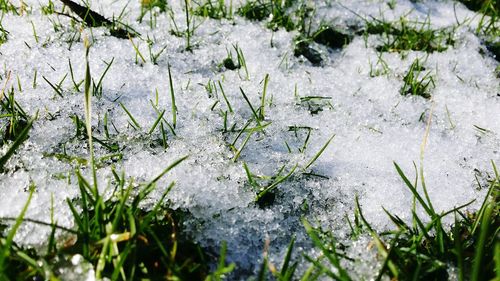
(0, 156, 232, 280)
(0, 115, 34, 171)
(220, 45, 249, 79)
(460, 0, 499, 63)
(92, 58, 114, 98)
(0, 17, 8, 45)
(0, 78, 36, 171)
(194, 0, 232, 20)
(302, 219, 352, 280)
(249, 133, 333, 207)
(400, 58, 435, 99)
(0, 42, 234, 280)
(41, 0, 55, 15)
(237, 1, 351, 65)
(368, 51, 391, 77)
(0, 87, 30, 143)
(75, 43, 216, 279)
(66, 158, 216, 280)
(376, 18, 454, 53)
(147, 36, 168, 65)
(458, 0, 498, 16)
(285, 161, 499, 281)
(0, 0, 18, 14)
(238, 0, 295, 31)
(363, 17, 455, 53)
(361, 161, 500, 280)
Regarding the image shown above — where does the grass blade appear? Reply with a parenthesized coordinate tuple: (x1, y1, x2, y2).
(0, 116, 34, 170)
(471, 163, 498, 281)
(218, 81, 233, 113)
(280, 236, 295, 276)
(149, 109, 166, 134)
(0, 188, 34, 273)
(393, 162, 433, 216)
(303, 134, 335, 171)
(84, 44, 98, 191)
(260, 74, 269, 120)
(255, 164, 297, 202)
(119, 102, 142, 129)
(42, 76, 63, 97)
(146, 156, 188, 189)
(240, 87, 261, 126)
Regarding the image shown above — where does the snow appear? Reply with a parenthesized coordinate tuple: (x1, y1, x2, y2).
(0, 0, 498, 278)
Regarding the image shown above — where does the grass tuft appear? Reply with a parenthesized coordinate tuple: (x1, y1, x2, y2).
(359, 16, 455, 53)
(400, 58, 435, 99)
(194, 0, 232, 20)
(238, 0, 295, 31)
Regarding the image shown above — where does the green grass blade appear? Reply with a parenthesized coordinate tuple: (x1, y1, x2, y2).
(0, 188, 33, 273)
(68, 58, 81, 91)
(471, 198, 494, 281)
(168, 64, 177, 128)
(231, 121, 251, 147)
(453, 213, 464, 281)
(256, 164, 297, 202)
(304, 134, 335, 171)
(243, 161, 257, 189)
(257, 253, 267, 281)
(0, 116, 34, 170)
(374, 233, 399, 281)
(472, 175, 497, 235)
(302, 219, 348, 280)
(260, 74, 269, 120)
(15, 250, 41, 273)
(393, 162, 433, 216)
(111, 182, 134, 231)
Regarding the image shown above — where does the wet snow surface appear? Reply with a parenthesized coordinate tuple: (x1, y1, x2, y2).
(0, 0, 499, 279)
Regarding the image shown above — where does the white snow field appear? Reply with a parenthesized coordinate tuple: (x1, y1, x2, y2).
(0, 0, 498, 279)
